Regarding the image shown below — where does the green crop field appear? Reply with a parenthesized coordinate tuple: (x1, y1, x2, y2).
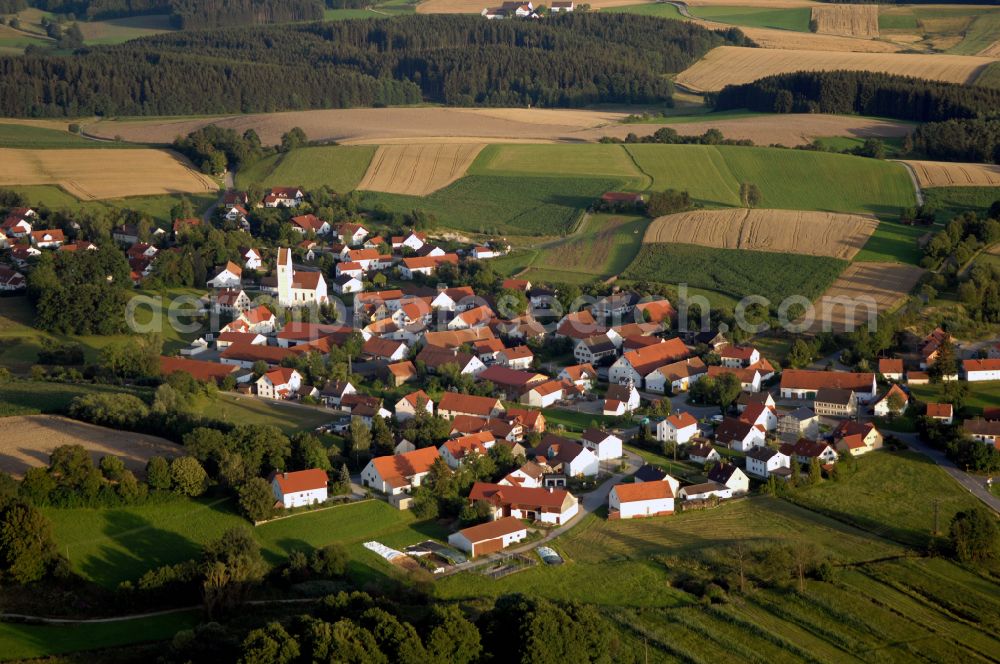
(0, 610, 200, 662)
(0, 123, 136, 149)
(604, 3, 685, 19)
(787, 450, 983, 549)
(45, 498, 440, 588)
(623, 244, 846, 303)
(854, 220, 928, 265)
(4, 185, 216, 226)
(471, 144, 647, 187)
(977, 61, 1000, 89)
(910, 380, 1000, 416)
(362, 174, 620, 236)
(689, 5, 812, 31)
(236, 145, 376, 193)
(923, 186, 1000, 221)
(948, 11, 1000, 55)
(514, 213, 648, 284)
(0, 381, 152, 418)
(625, 145, 916, 215)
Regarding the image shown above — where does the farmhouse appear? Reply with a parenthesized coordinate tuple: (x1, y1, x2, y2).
(207, 261, 242, 288)
(264, 187, 304, 208)
(778, 407, 820, 441)
(255, 367, 302, 399)
(497, 345, 534, 370)
(447, 517, 528, 557)
(30, 229, 65, 248)
(635, 299, 675, 324)
(962, 419, 1000, 448)
(394, 390, 434, 421)
(679, 481, 732, 501)
(783, 438, 838, 466)
(715, 417, 765, 452)
(878, 358, 904, 381)
(657, 411, 699, 445)
(418, 346, 486, 377)
(604, 382, 640, 414)
(833, 420, 884, 456)
(645, 358, 707, 394)
(469, 482, 579, 525)
(719, 346, 760, 368)
(920, 328, 951, 369)
(608, 481, 674, 520)
(707, 462, 750, 494)
(963, 358, 1000, 382)
(926, 402, 953, 424)
(361, 446, 440, 495)
(271, 469, 328, 509)
(556, 310, 604, 341)
(439, 431, 496, 468)
(559, 364, 597, 390)
(609, 338, 689, 386)
(686, 442, 721, 465)
(745, 447, 791, 480)
(813, 388, 858, 418)
(781, 370, 876, 402)
(400, 254, 459, 279)
(872, 384, 909, 417)
(574, 335, 618, 365)
(0, 266, 26, 291)
(580, 428, 622, 460)
(534, 434, 599, 477)
(290, 214, 330, 236)
(362, 337, 408, 363)
(1, 207, 34, 237)
(220, 342, 292, 369)
(213, 288, 251, 315)
(520, 380, 564, 408)
(320, 379, 357, 407)
(438, 393, 505, 419)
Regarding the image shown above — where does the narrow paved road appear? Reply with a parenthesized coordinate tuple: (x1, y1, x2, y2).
(439, 448, 644, 576)
(896, 432, 1000, 514)
(202, 169, 236, 223)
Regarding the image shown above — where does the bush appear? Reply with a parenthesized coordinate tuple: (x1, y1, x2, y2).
(238, 477, 276, 522)
(170, 457, 208, 497)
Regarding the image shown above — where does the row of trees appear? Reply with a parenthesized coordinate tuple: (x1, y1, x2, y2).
(0, 14, 746, 116)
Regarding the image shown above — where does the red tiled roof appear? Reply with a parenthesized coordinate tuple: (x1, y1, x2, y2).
(455, 516, 526, 543)
(370, 447, 440, 487)
(272, 468, 327, 494)
(469, 482, 571, 510)
(160, 356, 237, 382)
(925, 402, 953, 418)
(780, 370, 875, 392)
(613, 480, 673, 502)
(438, 393, 503, 417)
(621, 338, 689, 376)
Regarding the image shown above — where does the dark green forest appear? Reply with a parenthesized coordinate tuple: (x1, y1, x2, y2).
(0, 14, 747, 117)
(7, 0, 325, 26)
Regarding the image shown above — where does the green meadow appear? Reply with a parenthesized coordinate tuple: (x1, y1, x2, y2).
(689, 5, 812, 31)
(236, 145, 377, 193)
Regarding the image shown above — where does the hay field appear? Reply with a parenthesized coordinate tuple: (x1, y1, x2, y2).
(737, 26, 900, 51)
(83, 107, 630, 146)
(644, 209, 878, 260)
(903, 160, 1000, 187)
(813, 262, 923, 332)
(676, 46, 995, 92)
(357, 143, 484, 195)
(0, 415, 180, 478)
(416, 0, 648, 11)
(810, 5, 879, 38)
(639, 114, 913, 147)
(0, 148, 215, 199)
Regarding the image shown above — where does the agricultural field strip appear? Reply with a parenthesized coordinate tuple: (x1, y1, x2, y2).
(643, 208, 879, 260)
(810, 4, 879, 39)
(0, 147, 215, 199)
(902, 160, 1000, 188)
(676, 46, 997, 92)
(809, 261, 924, 332)
(357, 143, 485, 195)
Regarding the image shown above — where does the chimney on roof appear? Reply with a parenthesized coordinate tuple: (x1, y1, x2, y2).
(548, 486, 553, 493)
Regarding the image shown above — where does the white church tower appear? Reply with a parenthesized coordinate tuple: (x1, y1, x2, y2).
(276, 247, 293, 306)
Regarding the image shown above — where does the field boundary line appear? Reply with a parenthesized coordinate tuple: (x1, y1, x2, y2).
(890, 160, 924, 206)
(621, 145, 654, 191)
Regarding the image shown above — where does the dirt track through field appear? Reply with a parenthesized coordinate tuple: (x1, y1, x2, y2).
(810, 5, 879, 38)
(644, 209, 879, 260)
(902, 160, 1000, 188)
(0, 415, 180, 479)
(676, 46, 996, 91)
(811, 262, 923, 332)
(357, 143, 485, 195)
(0, 147, 215, 199)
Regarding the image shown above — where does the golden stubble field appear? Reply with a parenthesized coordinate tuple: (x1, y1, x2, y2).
(416, 0, 649, 11)
(902, 160, 1000, 187)
(644, 209, 879, 260)
(810, 5, 879, 39)
(675, 46, 996, 92)
(812, 262, 924, 332)
(0, 415, 180, 478)
(0, 147, 216, 199)
(357, 143, 485, 195)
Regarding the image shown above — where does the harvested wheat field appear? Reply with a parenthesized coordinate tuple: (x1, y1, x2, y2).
(736, 26, 900, 52)
(0, 147, 215, 199)
(616, 114, 913, 147)
(0, 415, 180, 478)
(675, 46, 995, 92)
(84, 108, 630, 146)
(357, 143, 485, 195)
(810, 5, 879, 38)
(417, 0, 649, 11)
(903, 160, 1000, 187)
(980, 41, 1000, 57)
(644, 209, 878, 260)
(811, 262, 923, 332)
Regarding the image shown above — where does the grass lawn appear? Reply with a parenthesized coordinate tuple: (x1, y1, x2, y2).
(689, 5, 811, 31)
(46, 497, 442, 588)
(948, 10, 1000, 55)
(854, 220, 928, 265)
(4, 185, 216, 226)
(540, 407, 617, 433)
(516, 213, 648, 284)
(923, 186, 1000, 221)
(362, 174, 620, 236)
(200, 393, 336, 435)
(623, 244, 847, 303)
(625, 144, 916, 215)
(236, 145, 376, 193)
(436, 497, 904, 605)
(787, 450, 983, 549)
(0, 610, 200, 662)
(0, 380, 151, 417)
(909, 380, 1000, 416)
